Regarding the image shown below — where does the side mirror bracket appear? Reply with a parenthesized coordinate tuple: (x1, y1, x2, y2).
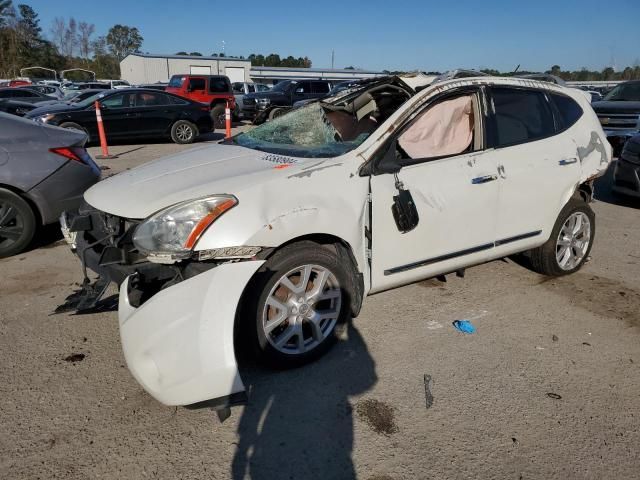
(376, 140, 402, 175)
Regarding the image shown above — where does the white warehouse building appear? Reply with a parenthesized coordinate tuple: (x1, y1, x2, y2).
(120, 53, 384, 86)
(120, 53, 252, 84)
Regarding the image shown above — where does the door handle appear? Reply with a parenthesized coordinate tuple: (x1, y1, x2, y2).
(559, 158, 578, 166)
(472, 174, 498, 184)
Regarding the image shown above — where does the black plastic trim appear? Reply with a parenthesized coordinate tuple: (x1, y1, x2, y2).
(184, 391, 248, 411)
(384, 230, 542, 275)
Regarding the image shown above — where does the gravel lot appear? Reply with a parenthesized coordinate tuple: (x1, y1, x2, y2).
(1, 128, 639, 480)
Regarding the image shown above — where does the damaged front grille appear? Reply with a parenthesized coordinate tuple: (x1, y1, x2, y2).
(58, 204, 214, 313)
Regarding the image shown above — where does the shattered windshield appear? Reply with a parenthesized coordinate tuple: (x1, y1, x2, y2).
(233, 103, 371, 158)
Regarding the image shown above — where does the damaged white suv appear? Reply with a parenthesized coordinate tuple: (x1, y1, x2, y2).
(62, 75, 611, 411)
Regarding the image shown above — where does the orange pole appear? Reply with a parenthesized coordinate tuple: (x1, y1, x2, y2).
(225, 101, 232, 139)
(94, 100, 116, 159)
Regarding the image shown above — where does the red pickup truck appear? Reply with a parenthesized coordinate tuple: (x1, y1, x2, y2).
(166, 74, 235, 128)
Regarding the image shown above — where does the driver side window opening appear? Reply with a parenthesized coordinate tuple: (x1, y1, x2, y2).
(397, 92, 482, 161)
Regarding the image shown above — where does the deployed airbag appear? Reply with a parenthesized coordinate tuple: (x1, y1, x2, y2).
(399, 95, 474, 159)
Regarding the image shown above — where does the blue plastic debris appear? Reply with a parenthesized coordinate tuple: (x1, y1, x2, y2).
(452, 320, 476, 334)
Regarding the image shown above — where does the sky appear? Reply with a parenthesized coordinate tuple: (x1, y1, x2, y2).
(23, 0, 640, 73)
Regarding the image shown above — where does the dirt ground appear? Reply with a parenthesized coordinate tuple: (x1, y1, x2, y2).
(1, 129, 639, 480)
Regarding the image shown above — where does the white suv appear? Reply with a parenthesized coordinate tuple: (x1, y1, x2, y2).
(62, 76, 611, 411)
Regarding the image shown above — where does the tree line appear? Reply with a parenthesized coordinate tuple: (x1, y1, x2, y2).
(478, 64, 640, 82)
(174, 51, 313, 68)
(0, 1, 142, 79)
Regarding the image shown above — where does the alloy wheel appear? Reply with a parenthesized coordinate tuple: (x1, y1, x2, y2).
(176, 124, 193, 142)
(261, 264, 342, 355)
(0, 202, 24, 250)
(556, 211, 591, 270)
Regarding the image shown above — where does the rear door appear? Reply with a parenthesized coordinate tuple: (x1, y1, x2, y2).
(133, 91, 175, 136)
(311, 81, 331, 100)
(291, 80, 313, 104)
(486, 86, 582, 254)
(187, 77, 208, 103)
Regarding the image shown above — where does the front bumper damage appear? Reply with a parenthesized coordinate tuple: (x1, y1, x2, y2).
(59, 205, 265, 411)
(119, 260, 264, 407)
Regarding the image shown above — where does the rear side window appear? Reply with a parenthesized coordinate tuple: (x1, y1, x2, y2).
(311, 81, 330, 94)
(232, 82, 243, 93)
(549, 93, 583, 131)
(209, 77, 230, 93)
(136, 92, 171, 106)
(168, 76, 185, 88)
(189, 78, 206, 91)
(490, 87, 555, 147)
(169, 95, 189, 105)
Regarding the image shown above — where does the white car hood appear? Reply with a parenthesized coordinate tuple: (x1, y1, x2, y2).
(84, 144, 310, 219)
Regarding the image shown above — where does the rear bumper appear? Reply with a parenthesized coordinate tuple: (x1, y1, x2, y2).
(27, 161, 100, 225)
(118, 260, 264, 406)
(613, 158, 640, 198)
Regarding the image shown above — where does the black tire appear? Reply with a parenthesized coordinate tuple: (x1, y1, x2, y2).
(528, 197, 595, 276)
(268, 108, 285, 121)
(170, 120, 197, 144)
(59, 122, 88, 135)
(241, 241, 354, 368)
(211, 104, 226, 129)
(0, 188, 37, 258)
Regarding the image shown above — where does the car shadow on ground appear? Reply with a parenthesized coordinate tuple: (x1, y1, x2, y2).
(26, 222, 64, 252)
(232, 321, 377, 480)
(594, 160, 640, 209)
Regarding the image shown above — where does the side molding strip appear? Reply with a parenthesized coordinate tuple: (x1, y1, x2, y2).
(384, 230, 542, 276)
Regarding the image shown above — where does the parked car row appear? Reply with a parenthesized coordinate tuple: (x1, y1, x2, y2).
(26, 89, 214, 145)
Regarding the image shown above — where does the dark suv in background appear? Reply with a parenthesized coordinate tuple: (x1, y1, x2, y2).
(592, 80, 640, 155)
(166, 74, 235, 128)
(242, 79, 332, 123)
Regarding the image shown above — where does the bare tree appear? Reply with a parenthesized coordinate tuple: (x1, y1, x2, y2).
(50, 16, 65, 53)
(62, 17, 77, 57)
(77, 21, 95, 60)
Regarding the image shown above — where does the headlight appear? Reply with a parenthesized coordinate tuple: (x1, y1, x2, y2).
(35, 113, 55, 123)
(257, 98, 270, 105)
(133, 195, 238, 262)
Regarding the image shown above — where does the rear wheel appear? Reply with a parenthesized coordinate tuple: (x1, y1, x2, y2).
(243, 242, 353, 368)
(170, 120, 197, 144)
(211, 104, 226, 129)
(0, 188, 37, 258)
(528, 197, 595, 276)
(59, 122, 88, 135)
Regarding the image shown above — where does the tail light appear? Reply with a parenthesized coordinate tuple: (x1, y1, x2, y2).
(50, 146, 87, 164)
(50, 146, 100, 174)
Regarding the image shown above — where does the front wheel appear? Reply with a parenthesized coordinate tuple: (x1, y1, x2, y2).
(528, 197, 595, 276)
(170, 120, 197, 144)
(243, 242, 353, 368)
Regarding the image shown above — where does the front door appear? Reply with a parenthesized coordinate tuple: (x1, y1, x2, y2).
(98, 92, 137, 139)
(369, 89, 500, 293)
